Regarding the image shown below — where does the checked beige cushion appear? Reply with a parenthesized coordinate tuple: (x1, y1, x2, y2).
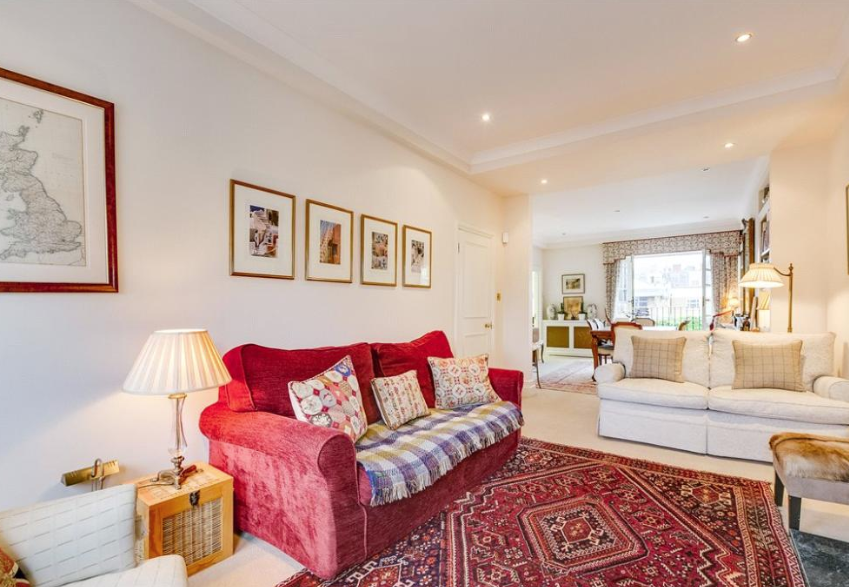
(732, 340, 805, 392)
(629, 336, 686, 382)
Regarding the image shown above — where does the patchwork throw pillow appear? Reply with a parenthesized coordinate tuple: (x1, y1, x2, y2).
(0, 546, 29, 587)
(370, 370, 430, 429)
(288, 355, 368, 442)
(732, 340, 805, 392)
(629, 336, 686, 382)
(428, 355, 499, 409)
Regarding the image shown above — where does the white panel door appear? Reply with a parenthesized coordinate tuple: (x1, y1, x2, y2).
(457, 228, 494, 357)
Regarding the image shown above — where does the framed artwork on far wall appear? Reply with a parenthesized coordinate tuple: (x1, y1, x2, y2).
(306, 199, 353, 283)
(361, 214, 397, 286)
(561, 273, 585, 294)
(0, 67, 117, 292)
(563, 296, 583, 320)
(230, 179, 295, 279)
(402, 225, 432, 288)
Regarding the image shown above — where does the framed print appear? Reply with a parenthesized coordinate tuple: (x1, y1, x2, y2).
(0, 67, 117, 292)
(306, 199, 353, 283)
(561, 273, 585, 294)
(402, 225, 432, 288)
(230, 180, 295, 279)
(361, 214, 397, 286)
(562, 296, 583, 319)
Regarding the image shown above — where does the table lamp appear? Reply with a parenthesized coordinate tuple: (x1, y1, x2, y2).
(123, 329, 231, 488)
(740, 263, 793, 332)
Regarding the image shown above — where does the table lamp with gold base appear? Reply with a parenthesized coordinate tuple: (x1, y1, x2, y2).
(740, 263, 794, 332)
(122, 329, 232, 489)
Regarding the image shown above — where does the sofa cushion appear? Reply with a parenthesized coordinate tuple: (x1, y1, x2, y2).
(732, 340, 804, 392)
(630, 336, 686, 382)
(613, 329, 710, 387)
(710, 330, 835, 391)
(371, 370, 430, 429)
(708, 386, 849, 425)
(372, 331, 453, 407)
(597, 378, 709, 409)
(429, 355, 499, 408)
(288, 356, 368, 442)
(221, 342, 379, 422)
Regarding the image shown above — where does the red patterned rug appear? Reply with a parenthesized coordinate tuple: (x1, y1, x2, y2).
(280, 438, 804, 587)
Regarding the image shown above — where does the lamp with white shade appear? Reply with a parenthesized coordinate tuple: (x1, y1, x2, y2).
(739, 262, 794, 332)
(123, 329, 231, 488)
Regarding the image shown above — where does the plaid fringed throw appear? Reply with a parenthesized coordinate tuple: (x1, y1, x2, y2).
(355, 400, 523, 506)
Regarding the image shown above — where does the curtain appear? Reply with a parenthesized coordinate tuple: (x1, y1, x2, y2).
(605, 259, 621, 321)
(711, 252, 739, 319)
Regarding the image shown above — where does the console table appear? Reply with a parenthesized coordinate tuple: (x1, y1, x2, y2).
(542, 319, 592, 357)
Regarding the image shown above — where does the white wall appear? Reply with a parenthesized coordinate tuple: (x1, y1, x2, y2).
(0, 1, 511, 509)
(825, 113, 849, 374)
(541, 244, 606, 318)
(500, 195, 532, 375)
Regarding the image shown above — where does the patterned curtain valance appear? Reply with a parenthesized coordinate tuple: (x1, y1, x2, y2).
(602, 230, 741, 264)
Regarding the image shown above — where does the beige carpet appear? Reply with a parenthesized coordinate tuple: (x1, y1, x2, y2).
(537, 359, 597, 394)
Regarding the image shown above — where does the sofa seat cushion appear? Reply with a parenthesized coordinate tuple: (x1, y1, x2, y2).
(355, 401, 523, 506)
(708, 386, 849, 425)
(597, 379, 709, 409)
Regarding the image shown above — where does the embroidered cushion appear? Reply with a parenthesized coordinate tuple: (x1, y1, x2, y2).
(371, 370, 430, 429)
(732, 340, 805, 392)
(428, 355, 499, 409)
(0, 546, 29, 587)
(288, 355, 368, 442)
(629, 336, 686, 382)
(371, 331, 454, 407)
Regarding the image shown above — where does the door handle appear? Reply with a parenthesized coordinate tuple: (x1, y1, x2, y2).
(484, 323, 493, 329)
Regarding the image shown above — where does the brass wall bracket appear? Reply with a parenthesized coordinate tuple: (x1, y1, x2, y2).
(61, 458, 120, 490)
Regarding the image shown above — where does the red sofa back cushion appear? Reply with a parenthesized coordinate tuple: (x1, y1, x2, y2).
(371, 331, 454, 407)
(220, 342, 380, 423)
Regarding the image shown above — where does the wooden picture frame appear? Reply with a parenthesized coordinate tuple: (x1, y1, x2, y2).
(360, 214, 397, 286)
(0, 67, 117, 292)
(229, 180, 295, 280)
(402, 225, 432, 288)
(305, 199, 353, 283)
(561, 273, 585, 294)
(562, 296, 584, 319)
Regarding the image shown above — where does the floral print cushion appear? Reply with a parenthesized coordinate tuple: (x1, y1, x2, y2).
(370, 370, 430, 429)
(0, 546, 29, 587)
(428, 355, 500, 409)
(288, 355, 367, 442)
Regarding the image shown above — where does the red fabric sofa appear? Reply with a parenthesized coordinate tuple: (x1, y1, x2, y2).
(199, 331, 523, 579)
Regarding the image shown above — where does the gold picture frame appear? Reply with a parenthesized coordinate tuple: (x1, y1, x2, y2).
(360, 214, 398, 287)
(562, 295, 583, 319)
(305, 199, 353, 283)
(229, 180, 296, 280)
(402, 225, 432, 288)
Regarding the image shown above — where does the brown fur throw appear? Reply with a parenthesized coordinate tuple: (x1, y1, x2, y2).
(770, 433, 849, 482)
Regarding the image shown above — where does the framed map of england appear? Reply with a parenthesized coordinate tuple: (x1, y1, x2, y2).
(0, 67, 117, 292)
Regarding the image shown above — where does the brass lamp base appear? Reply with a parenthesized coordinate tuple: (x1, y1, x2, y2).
(149, 455, 187, 489)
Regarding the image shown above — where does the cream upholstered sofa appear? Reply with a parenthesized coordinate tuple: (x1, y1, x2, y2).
(596, 329, 849, 462)
(0, 485, 187, 587)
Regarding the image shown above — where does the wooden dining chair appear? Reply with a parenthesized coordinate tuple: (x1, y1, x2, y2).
(677, 319, 691, 331)
(634, 317, 655, 327)
(587, 319, 613, 371)
(611, 321, 642, 345)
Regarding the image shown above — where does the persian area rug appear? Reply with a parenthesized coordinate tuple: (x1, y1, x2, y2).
(279, 438, 804, 587)
(537, 360, 597, 395)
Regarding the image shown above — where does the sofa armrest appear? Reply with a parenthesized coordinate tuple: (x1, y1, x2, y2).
(595, 362, 625, 384)
(813, 376, 849, 403)
(0, 485, 137, 587)
(489, 367, 523, 408)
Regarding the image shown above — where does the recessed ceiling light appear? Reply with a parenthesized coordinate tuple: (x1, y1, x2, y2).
(540, 178, 548, 185)
(703, 216, 710, 219)
(702, 167, 710, 172)
(614, 209, 621, 213)
(724, 142, 735, 149)
(735, 32, 753, 43)
(481, 112, 491, 122)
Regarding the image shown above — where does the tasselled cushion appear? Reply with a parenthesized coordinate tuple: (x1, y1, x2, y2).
(428, 354, 500, 409)
(288, 356, 368, 442)
(371, 370, 430, 429)
(372, 331, 454, 407)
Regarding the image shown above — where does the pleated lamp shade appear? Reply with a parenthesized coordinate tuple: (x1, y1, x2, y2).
(123, 329, 232, 395)
(740, 263, 785, 289)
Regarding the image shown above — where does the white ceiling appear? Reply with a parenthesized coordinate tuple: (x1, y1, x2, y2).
(533, 158, 767, 248)
(137, 0, 849, 204)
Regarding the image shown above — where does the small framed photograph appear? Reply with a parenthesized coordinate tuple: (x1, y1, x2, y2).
(402, 225, 432, 288)
(563, 296, 583, 320)
(361, 215, 397, 286)
(230, 180, 295, 279)
(306, 199, 353, 283)
(561, 273, 585, 294)
(0, 67, 117, 292)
